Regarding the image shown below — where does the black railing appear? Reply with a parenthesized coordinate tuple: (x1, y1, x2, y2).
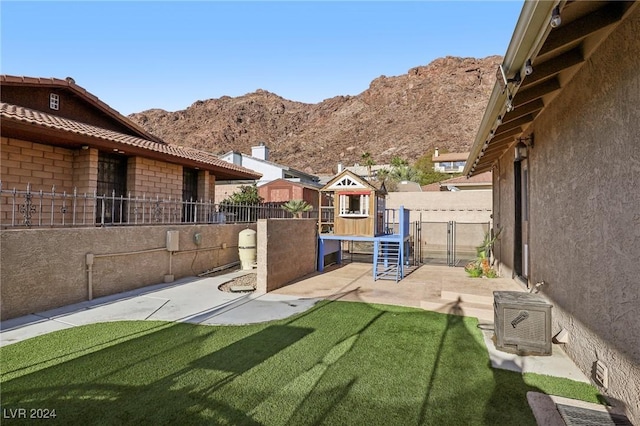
(0, 183, 317, 228)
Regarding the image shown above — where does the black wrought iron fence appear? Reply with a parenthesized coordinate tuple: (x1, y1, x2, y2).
(0, 183, 317, 228)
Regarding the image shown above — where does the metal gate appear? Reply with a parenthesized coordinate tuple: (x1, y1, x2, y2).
(410, 219, 490, 267)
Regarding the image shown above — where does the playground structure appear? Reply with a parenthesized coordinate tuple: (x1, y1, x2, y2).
(317, 170, 411, 282)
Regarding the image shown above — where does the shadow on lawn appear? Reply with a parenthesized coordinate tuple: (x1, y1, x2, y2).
(0, 320, 315, 424)
(2, 293, 562, 425)
(416, 296, 544, 426)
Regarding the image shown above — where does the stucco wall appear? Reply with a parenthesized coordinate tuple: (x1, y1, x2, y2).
(386, 191, 492, 223)
(494, 9, 640, 422)
(256, 219, 317, 293)
(0, 224, 254, 320)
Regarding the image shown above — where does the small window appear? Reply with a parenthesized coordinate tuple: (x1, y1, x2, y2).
(49, 93, 60, 110)
(339, 193, 370, 216)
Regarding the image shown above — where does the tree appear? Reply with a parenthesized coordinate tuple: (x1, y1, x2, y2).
(281, 199, 313, 218)
(414, 150, 454, 186)
(220, 184, 263, 205)
(361, 152, 375, 179)
(390, 156, 408, 168)
(219, 184, 263, 222)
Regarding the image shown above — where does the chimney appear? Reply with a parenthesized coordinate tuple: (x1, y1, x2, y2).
(434, 147, 439, 157)
(251, 142, 269, 161)
(337, 162, 343, 173)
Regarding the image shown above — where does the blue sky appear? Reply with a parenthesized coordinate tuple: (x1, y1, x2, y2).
(2, 1, 524, 115)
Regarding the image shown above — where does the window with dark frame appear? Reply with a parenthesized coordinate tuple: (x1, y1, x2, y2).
(97, 152, 128, 224)
(182, 168, 199, 222)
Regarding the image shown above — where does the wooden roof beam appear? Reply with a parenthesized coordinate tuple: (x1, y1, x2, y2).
(539, 2, 630, 57)
(502, 99, 544, 124)
(521, 48, 584, 89)
(513, 77, 561, 108)
(495, 114, 536, 136)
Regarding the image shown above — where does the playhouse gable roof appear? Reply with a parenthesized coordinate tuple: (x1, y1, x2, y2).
(321, 170, 386, 194)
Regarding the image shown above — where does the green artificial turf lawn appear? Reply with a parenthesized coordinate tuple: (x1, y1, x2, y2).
(0, 301, 601, 425)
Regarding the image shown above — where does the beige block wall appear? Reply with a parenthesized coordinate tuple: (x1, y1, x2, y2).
(386, 191, 492, 223)
(1, 137, 75, 192)
(256, 219, 317, 293)
(1, 137, 77, 224)
(73, 147, 98, 195)
(494, 9, 640, 423)
(128, 157, 182, 198)
(0, 224, 254, 320)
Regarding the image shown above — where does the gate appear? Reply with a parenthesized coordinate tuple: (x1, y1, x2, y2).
(410, 218, 490, 267)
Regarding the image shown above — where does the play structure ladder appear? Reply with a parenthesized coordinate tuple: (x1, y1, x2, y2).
(375, 240, 402, 282)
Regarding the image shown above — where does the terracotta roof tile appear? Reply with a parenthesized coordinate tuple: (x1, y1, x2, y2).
(0, 102, 261, 179)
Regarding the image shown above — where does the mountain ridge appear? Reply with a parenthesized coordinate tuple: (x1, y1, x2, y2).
(128, 55, 501, 174)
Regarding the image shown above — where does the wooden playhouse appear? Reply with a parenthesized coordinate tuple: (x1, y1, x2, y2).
(317, 170, 411, 282)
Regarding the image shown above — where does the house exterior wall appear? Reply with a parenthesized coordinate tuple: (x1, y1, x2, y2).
(235, 156, 283, 184)
(256, 218, 317, 293)
(257, 180, 320, 209)
(127, 157, 182, 198)
(1, 137, 75, 191)
(493, 9, 640, 422)
(0, 223, 254, 320)
(215, 182, 249, 203)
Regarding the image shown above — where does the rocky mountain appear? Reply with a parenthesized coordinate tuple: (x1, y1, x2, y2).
(129, 56, 501, 174)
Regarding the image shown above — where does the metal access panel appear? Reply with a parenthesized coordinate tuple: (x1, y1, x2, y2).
(494, 291, 553, 356)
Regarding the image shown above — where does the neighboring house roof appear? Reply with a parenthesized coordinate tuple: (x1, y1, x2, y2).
(260, 178, 322, 191)
(220, 150, 319, 182)
(0, 75, 163, 144)
(421, 182, 441, 192)
(421, 171, 492, 192)
(465, 1, 639, 176)
(431, 152, 470, 162)
(344, 164, 389, 177)
(396, 181, 423, 192)
(0, 102, 261, 180)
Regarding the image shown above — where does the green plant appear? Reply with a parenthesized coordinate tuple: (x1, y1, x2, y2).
(466, 228, 502, 278)
(282, 199, 313, 218)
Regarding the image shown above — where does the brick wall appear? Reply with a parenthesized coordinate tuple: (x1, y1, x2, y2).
(1, 137, 77, 224)
(1, 137, 75, 192)
(128, 157, 182, 198)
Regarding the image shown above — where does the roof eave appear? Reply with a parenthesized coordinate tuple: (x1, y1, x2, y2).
(464, 0, 557, 176)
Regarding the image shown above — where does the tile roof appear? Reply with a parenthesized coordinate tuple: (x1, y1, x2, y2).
(420, 171, 492, 191)
(1, 75, 164, 143)
(432, 152, 470, 162)
(0, 102, 261, 179)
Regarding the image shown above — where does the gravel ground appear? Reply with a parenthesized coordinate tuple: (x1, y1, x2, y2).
(218, 272, 257, 293)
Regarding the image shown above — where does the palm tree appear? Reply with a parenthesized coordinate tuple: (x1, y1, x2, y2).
(282, 199, 313, 218)
(361, 152, 375, 179)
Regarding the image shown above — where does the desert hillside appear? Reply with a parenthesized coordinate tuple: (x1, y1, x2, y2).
(129, 55, 501, 174)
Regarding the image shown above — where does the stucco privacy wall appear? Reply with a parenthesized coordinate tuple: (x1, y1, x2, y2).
(494, 9, 640, 422)
(0, 224, 254, 320)
(256, 219, 317, 293)
(386, 191, 492, 223)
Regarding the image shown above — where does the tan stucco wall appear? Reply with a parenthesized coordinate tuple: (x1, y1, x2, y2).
(0, 224, 254, 320)
(386, 191, 492, 223)
(493, 9, 640, 422)
(256, 219, 317, 293)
